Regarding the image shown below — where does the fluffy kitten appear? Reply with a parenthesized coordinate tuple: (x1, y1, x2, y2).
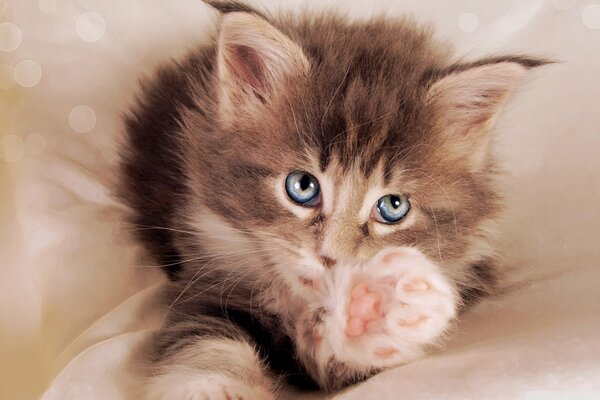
(119, 1, 547, 398)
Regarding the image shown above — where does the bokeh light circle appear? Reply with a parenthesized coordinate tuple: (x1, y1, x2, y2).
(459, 13, 479, 33)
(0, 23, 22, 52)
(76, 12, 106, 42)
(15, 59, 42, 88)
(582, 4, 600, 29)
(69, 106, 97, 133)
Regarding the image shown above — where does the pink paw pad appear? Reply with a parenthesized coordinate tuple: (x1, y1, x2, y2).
(319, 247, 458, 369)
(345, 282, 383, 337)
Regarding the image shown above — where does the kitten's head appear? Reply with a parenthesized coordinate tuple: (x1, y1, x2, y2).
(178, 5, 546, 295)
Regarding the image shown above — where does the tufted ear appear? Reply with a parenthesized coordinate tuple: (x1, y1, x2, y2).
(216, 11, 309, 112)
(428, 58, 548, 169)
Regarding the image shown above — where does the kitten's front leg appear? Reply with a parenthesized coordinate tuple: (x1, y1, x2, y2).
(146, 316, 276, 400)
(303, 247, 458, 390)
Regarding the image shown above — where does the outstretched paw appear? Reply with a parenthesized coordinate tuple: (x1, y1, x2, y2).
(323, 247, 457, 369)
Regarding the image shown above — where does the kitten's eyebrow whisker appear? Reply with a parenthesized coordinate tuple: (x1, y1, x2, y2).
(431, 206, 444, 264)
(417, 196, 445, 264)
(382, 142, 436, 177)
(321, 62, 352, 139)
(282, 88, 311, 144)
(299, 92, 317, 140)
(324, 106, 401, 158)
(415, 170, 458, 236)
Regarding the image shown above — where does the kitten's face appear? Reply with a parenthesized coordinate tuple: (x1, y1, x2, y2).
(180, 10, 540, 294)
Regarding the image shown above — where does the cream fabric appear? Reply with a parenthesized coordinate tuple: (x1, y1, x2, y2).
(1, 1, 599, 399)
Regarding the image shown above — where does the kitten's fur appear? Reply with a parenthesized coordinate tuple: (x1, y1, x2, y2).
(119, 1, 547, 398)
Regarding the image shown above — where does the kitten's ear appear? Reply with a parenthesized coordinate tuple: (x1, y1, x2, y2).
(216, 11, 309, 111)
(428, 58, 547, 169)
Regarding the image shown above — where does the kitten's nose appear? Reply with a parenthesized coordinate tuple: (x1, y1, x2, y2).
(320, 255, 337, 269)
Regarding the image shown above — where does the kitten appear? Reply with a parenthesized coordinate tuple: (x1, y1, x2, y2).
(119, 0, 547, 398)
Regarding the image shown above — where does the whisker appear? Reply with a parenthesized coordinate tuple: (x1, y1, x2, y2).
(415, 170, 458, 236)
(127, 223, 197, 236)
(223, 261, 273, 315)
(321, 62, 352, 139)
(164, 246, 282, 318)
(417, 197, 444, 264)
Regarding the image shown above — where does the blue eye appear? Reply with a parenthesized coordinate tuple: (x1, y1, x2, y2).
(373, 194, 410, 224)
(285, 171, 321, 206)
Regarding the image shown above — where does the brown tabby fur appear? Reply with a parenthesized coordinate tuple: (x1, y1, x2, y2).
(118, 0, 548, 393)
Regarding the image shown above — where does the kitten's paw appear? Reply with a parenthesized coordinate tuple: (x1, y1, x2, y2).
(323, 247, 457, 369)
(146, 372, 275, 400)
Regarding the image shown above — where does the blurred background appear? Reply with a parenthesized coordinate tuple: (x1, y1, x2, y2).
(1, 0, 599, 399)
